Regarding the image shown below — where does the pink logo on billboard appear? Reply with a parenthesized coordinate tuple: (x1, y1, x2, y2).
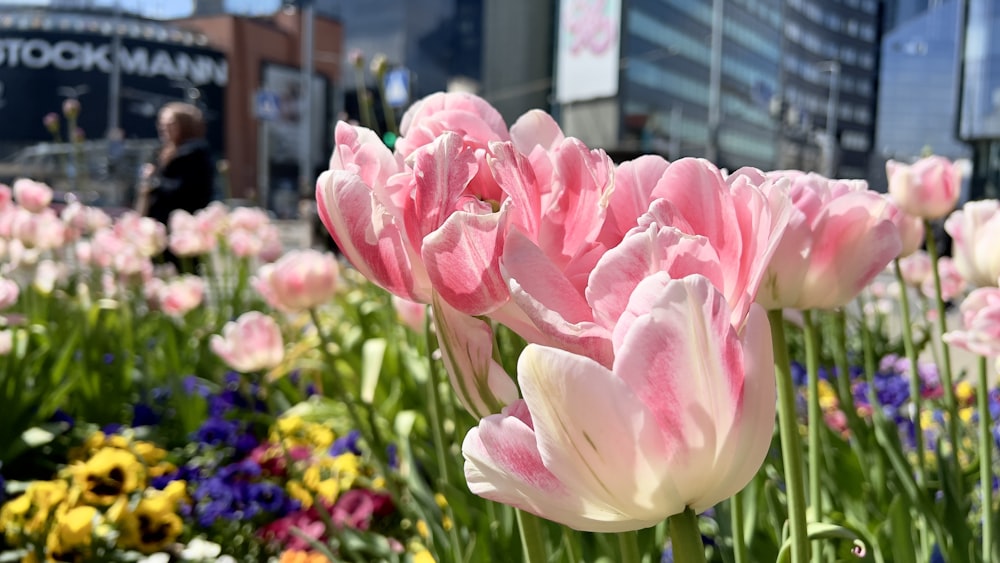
(565, 0, 618, 55)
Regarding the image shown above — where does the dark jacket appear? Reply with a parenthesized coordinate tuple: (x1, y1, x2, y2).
(145, 139, 214, 225)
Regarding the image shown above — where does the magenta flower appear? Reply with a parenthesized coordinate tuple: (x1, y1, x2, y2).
(462, 275, 775, 532)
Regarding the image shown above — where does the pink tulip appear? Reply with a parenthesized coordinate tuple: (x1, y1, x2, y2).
(227, 206, 271, 232)
(432, 293, 520, 417)
(0, 184, 12, 210)
(114, 212, 167, 258)
(898, 251, 932, 288)
(157, 275, 205, 317)
(502, 158, 789, 365)
(10, 208, 66, 250)
(210, 311, 284, 372)
(194, 202, 230, 239)
(921, 256, 966, 302)
(90, 229, 126, 269)
(887, 155, 962, 220)
(944, 199, 1000, 288)
(253, 249, 340, 312)
(396, 91, 511, 157)
(943, 287, 1000, 357)
(12, 179, 53, 213)
(885, 196, 925, 258)
(168, 210, 216, 257)
(0, 279, 19, 310)
(758, 171, 901, 310)
(391, 295, 427, 332)
(318, 125, 538, 317)
(463, 275, 775, 532)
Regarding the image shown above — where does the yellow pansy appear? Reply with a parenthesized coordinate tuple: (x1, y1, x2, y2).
(46, 505, 98, 559)
(287, 480, 314, 509)
(73, 448, 145, 506)
(116, 490, 184, 554)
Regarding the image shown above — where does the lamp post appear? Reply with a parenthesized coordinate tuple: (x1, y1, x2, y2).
(298, 0, 315, 201)
(817, 60, 841, 178)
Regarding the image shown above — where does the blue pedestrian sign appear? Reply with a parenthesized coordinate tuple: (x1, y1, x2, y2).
(254, 90, 281, 121)
(384, 69, 410, 108)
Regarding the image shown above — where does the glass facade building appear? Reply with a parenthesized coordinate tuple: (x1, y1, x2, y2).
(872, 0, 968, 188)
(960, 0, 1000, 199)
(777, 0, 881, 179)
(619, 0, 782, 170)
(583, 0, 883, 176)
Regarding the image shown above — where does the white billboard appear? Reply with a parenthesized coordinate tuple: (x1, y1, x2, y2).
(555, 0, 622, 104)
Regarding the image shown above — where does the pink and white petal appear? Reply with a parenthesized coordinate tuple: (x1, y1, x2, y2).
(597, 154, 671, 248)
(316, 170, 430, 302)
(422, 210, 509, 316)
(502, 230, 613, 364)
(330, 122, 403, 188)
(463, 406, 646, 532)
(518, 345, 681, 525)
(588, 225, 723, 334)
(488, 142, 542, 236)
(509, 109, 565, 154)
(650, 158, 731, 245)
(410, 132, 479, 238)
(432, 293, 519, 417)
(803, 193, 901, 309)
(611, 275, 745, 507)
(687, 303, 776, 510)
(538, 139, 614, 262)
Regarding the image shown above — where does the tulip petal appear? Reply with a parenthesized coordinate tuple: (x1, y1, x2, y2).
(422, 209, 508, 315)
(503, 230, 613, 364)
(463, 402, 641, 531)
(518, 345, 680, 528)
(431, 293, 519, 418)
(612, 275, 768, 509)
(316, 170, 430, 302)
(510, 109, 565, 154)
(588, 224, 722, 334)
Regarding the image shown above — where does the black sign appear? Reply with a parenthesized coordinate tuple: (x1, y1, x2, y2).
(0, 28, 227, 151)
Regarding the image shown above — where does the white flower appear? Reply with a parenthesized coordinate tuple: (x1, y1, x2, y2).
(180, 538, 223, 560)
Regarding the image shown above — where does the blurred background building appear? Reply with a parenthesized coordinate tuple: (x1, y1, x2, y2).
(3, 0, 1000, 210)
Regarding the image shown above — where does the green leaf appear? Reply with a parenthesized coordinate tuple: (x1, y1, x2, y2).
(886, 496, 917, 563)
(361, 338, 387, 404)
(776, 522, 868, 563)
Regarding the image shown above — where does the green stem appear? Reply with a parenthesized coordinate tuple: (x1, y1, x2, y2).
(802, 310, 823, 538)
(892, 259, 928, 486)
(516, 510, 548, 563)
(978, 355, 994, 562)
(308, 308, 378, 455)
(669, 507, 707, 563)
(423, 310, 451, 486)
(562, 526, 580, 563)
(925, 221, 963, 494)
(768, 309, 810, 563)
(730, 490, 749, 563)
(617, 530, 641, 563)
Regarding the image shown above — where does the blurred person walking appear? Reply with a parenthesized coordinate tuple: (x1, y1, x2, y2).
(135, 102, 215, 270)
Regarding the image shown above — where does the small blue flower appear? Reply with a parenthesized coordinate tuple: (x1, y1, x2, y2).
(331, 430, 362, 456)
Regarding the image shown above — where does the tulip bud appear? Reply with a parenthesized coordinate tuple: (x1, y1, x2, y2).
(62, 98, 81, 119)
(210, 311, 284, 373)
(886, 155, 962, 220)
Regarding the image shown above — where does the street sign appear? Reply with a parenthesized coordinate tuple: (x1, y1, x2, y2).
(254, 89, 281, 121)
(384, 68, 410, 108)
